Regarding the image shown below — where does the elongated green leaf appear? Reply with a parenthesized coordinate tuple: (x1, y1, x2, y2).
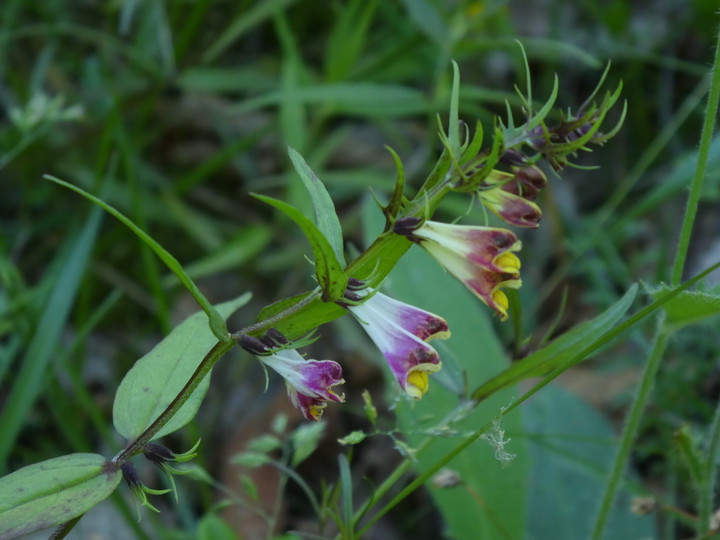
(253, 193, 347, 302)
(202, 0, 299, 62)
(230, 83, 429, 117)
(471, 285, 638, 402)
(0, 453, 122, 539)
(287, 147, 346, 266)
(45, 175, 229, 341)
(113, 294, 250, 441)
(652, 285, 720, 330)
(324, 0, 378, 81)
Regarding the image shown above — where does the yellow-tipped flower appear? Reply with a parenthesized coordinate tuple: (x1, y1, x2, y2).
(395, 219, 522, 320)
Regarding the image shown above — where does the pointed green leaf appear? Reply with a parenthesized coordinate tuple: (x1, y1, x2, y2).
(653, 285, 720, 330)
(253, 193, 347, 302)
(471, 285, 638, 402)
(448, 61, 461, 158)
(287, 147, 346, 266)
(45, 175, 229, 341)
(113, 294, 250, 441)
(0, 454, 122, 539)
(382, 146, 406, 222)
(290, 422, 326, 467)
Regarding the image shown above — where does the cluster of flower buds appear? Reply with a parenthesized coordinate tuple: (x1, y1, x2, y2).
(527, 89, 624, 170)
(121, 440, 202, 513)
(456, 147, 549, 230)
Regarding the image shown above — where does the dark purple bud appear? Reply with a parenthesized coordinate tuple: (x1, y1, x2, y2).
(500, 149, 527, 167)
(239, 334, 270, 356)
(143, 443, 175, 466)
(121, 461, 141, 488)
(563, 122, 593, 143)
(262, 328, 288, 348)
(393, 217, 423, 238)
(346, 277, 366, 290)
(515, 166, 548, 190)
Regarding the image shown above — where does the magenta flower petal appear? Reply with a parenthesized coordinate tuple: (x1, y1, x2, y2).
(405, 220, 522, 320)
(346, 290, 449, 398)
(241, 335, 345, 421)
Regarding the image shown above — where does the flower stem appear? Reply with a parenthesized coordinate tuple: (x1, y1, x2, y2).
(112, 339, 235, 466)
(700, 392, 720, 534)
(670, 25, 720, 286)
(590, 323, 670, 540)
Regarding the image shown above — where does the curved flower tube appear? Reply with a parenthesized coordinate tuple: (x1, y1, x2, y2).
(240, 334, 345, 421)
(395, 219, 522, 320)
(342, 286, 450, 399)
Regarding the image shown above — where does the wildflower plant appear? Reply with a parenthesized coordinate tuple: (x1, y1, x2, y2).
(4, 38, 720, 540)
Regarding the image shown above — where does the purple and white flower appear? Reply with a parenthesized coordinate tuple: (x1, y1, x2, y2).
(342, 284, 450, 398)
(240, 333, 345, 421)
(395, 219, 522, 320)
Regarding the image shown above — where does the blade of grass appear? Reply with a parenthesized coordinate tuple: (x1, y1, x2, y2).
(0, 205, 103, 472)
(202, 0, 298, 63)
(45, 175, 229, 341)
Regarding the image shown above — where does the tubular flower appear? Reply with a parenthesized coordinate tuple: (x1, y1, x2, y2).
(477, 167, 546, 228)
(395, 219, 522, 321)
(341, 283, 450, 399)
(240, 333, 345, 421)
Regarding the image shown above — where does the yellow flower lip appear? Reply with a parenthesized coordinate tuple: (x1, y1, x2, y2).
(495, 252, 521, 273)
(492, 290, 510, 320)
(406, 370, 430, 398)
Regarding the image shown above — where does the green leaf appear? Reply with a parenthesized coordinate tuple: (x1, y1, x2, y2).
(448, 60, 461, 158)
(202, 0, 299, 62)
(113, 294, 250, 441)
(338, 430, 367, 446)
(290, 422, 326, 467)
(324, 0, 378, 82)
(197, 513, 241, 540)
(652, 285, 720, 330)
(398, 0, 447, 44)
(0, 453, 122, 539)
(230, 83, 429, 117)
(383, 242, 529, 540)
(253, 193, 347, 302)
(231, 452, 272, 468)
(383, 146, 406, 221)
(287, 147, 346, 266)
(45, 175, 229, 342)
(524, 387, 656, 539)
(471, 285, 638, 402)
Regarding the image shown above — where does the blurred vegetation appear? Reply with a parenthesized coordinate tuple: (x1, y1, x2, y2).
(1, 0, 719, 538)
